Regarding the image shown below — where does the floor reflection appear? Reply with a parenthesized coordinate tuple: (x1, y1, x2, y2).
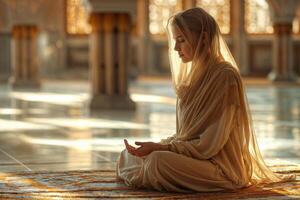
(0, 79, 299, 172)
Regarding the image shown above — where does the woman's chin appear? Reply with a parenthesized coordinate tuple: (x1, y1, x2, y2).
(181, 58, 191, 63)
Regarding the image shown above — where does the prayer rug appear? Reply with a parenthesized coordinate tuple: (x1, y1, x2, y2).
(0, 165, 299, 199)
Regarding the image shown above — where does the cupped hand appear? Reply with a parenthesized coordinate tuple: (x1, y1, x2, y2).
(124, 139, 138, 156)
(124, 139, 165, 157)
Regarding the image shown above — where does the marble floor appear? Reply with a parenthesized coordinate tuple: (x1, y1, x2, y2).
(0, 77, 299, 173)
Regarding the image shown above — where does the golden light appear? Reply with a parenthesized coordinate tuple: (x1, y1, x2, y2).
(0, 119, 55, 132)
(149, 0, 181, 35)
(0, 108, 48, 115)
(66, 0, 91, 34)
(10, 92, 89, 106)
(26, 118, 149, 130)
(197, 0, 230, 34)
(21, 136, 163, 152)
(0, 108, 22, 115)
(130, 93, 176, 105)
(245, 0, 273, 34)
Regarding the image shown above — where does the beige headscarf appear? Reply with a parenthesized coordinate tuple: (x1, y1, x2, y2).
(165, 7, 295, 184)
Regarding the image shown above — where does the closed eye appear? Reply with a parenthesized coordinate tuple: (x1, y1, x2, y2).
(176, 36, 185, 43)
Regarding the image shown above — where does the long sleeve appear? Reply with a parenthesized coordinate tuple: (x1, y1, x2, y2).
(169, 104, 237, 159)
(168, 71, 241, 160)
(159, 134, 176, 144)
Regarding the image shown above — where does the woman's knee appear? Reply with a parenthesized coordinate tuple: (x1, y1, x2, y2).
(117, 149, 126, 160)
(146, 151, 163, 160)
(144, 151, 172, 167)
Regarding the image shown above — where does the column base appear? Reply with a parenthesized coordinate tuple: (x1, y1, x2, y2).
(10, 79, 41, 89)
(90, 94, 136, 110)
(268, 71, 299, 82)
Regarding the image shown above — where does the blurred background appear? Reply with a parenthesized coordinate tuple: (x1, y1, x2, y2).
(0, 0, 299, 172)
(0, 0, 299, 79)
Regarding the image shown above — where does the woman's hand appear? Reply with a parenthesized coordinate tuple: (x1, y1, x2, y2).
(124, 139, 168, 157)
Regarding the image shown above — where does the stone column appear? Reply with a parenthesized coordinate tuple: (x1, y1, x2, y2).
(269, 23, 296, 81)
(87, 5, 136, 109)
(10, 25, 40, 88)
(85, 0, 136, 110)
(267, 0, 299, 81)
(136, 0, 150, 74)
(231, 0, 248, 75)
(0, 33, 11, 82)
(182, 0, 196, 10)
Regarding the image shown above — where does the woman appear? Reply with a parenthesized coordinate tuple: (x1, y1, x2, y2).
(116, 7, 295, 192)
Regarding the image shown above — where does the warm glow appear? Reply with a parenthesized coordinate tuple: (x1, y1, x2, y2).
(10, 91, 177, 106)
(0, 119, 55, 132)
(130, 93, 176, 105)
(149, 0, 182, 35)
(257, 137, 297, 152)
(0, 108, 48, 115)
(245, 0, 273, 33)
(66, 0, 91, 34)
(196, 0, 230, 34)
(21, 136, 163, 152)
(26, 118, 149, 130)
(0, 108, 22, 115)
(293, 17, 300, 34)
(10, 92, 89, 106)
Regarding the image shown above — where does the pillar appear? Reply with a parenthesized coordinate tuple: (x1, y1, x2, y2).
(231, 0, 248, 75)
(88, 13, 135, 110)
(0, 33, 11, 82)
(136, 0, 150, 74)
(267, 0, 299, 82)
(269, 23, 297, 81)
(182, 0, 196, 10)
(10, 25, 40, 88)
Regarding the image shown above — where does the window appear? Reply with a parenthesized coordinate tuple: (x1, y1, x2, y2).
(196, 0, 230, 34)
(149, 0, 182, 35)
(293, 17, 300, 34)
(66, 0, 91, 35)
(245, 0, 273, 34)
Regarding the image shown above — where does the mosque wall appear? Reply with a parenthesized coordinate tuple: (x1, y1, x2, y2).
(0, 0, 66, 79)
(248, 39, 272, 76)
(0, 0, 299, 81)
(150, 36, 300, 77)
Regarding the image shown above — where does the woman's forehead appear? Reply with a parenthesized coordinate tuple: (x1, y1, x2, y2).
(171, 25, 183, 38)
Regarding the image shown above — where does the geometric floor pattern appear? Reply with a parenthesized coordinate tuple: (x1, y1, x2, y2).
(0, 166, 299, 199)
(0, 77, 299, 199)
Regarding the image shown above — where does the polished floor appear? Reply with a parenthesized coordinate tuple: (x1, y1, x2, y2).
(0, 77, 299, 173)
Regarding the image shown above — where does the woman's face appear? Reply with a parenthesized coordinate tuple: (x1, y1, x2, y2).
(172, 26, 193, 63)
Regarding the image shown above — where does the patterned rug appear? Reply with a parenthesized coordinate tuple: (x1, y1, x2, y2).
(0, 165, 299, 200)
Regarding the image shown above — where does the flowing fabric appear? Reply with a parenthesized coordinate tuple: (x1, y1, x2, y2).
(117, 7, 295, 192)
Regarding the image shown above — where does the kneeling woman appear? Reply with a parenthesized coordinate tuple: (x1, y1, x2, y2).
(116, 7, 294, 192)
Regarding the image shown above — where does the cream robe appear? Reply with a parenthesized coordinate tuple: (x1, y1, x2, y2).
(116, 64, 293, 192)
(117, 68, 251, 192)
